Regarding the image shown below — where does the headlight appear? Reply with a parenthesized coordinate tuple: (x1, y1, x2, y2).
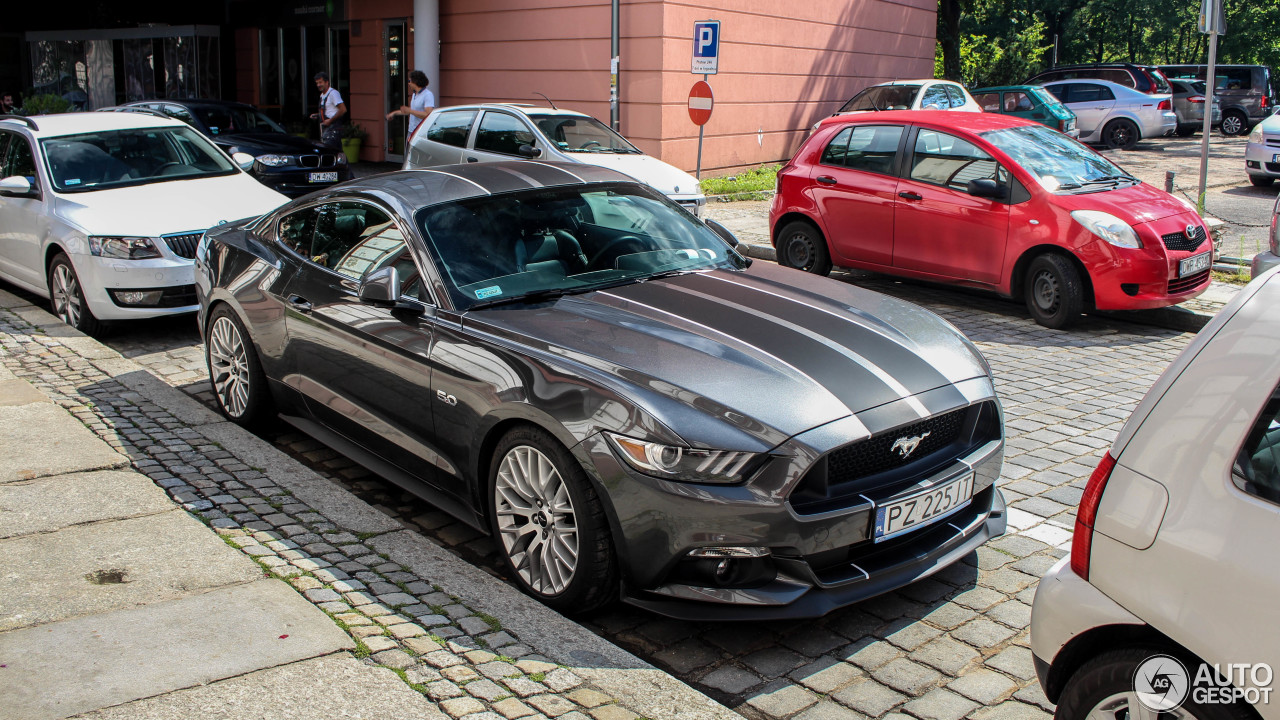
(336, 152, 348, 165)
(1070, 210, 1141, 249)
(605, 432, 763, 484)
(1249, 125, 1265, 144)
(256, 154, 291, 167)
(88, 236, 162, 259)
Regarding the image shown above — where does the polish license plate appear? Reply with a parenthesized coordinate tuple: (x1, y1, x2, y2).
(1272, 154, 1280, 163)
(1179, 251, 1211, 277)
(873, 472, 975, 543)
(309, 171, 339, 183)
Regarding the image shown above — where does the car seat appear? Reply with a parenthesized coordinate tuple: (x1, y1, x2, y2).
(46, 141, 134, 187)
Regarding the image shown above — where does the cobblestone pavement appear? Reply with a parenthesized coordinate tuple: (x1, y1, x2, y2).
(3, 261, 1201, 720)
(0, 303, 664, 720)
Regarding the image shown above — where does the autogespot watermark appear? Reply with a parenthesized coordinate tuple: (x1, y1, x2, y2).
(1133, 654, 1274, 712)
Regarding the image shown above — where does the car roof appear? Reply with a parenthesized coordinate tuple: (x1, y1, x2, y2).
(299, 161, 639, 215)
(868, 79, 951, 87)
(434, 103, 591, 119)
(1037, 78, 1144, 93)
(1034, 62, 1150, 71)
(0, 110, 186, 138)
(123, 98, 258, 111)
(817, 109, 1040, 133)
(971, 85, 1046, 93)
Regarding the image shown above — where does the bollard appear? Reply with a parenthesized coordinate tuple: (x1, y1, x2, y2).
(1165, 170, 1175, 194)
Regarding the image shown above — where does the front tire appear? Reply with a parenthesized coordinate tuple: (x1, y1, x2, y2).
(489, 425, 616, 614)
(1220, 111, 1247, 136)
(1101, 118, 1140, 150)
(776, 220, 833, 275)
(1249, 175, 1274, 187)
(1055, 648, 1254, 720)
(205, 304, 273, 427)
(1025, 254, 1084, 329)
(48, 253, 106, 336)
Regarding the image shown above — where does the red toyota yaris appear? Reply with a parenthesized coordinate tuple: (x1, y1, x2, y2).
(769, 111, 1212, 328)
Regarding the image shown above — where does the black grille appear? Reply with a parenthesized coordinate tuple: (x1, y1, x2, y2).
(790, 402, 999, 515)
(299, 154, 337, 168)
(163, 233, 203, 259)
(1267, 162, 1280, 173)
(1169, 269, 1210, 294)
(1161, 226, 1206, 252)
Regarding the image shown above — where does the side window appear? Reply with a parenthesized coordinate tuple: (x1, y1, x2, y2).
(7, 134, 36, 180)
(819, 127, 853, 166)
(920, 85, 950, 110)
(309, 202, 395, 274)
(1004, 92, 1033, 112)
(1097, 85, 1115, 101)
(975, 93, 1001, 112)
(162, 104, 197, 126)
(474, 112, 535, 155)
(1043, 84, 1068, 103)
(909, 129, 1004, 191)
(277, 206, 320, 255)
(844, 125, 903, 175)
(1234, 384, 1280, 505)
(0, 133, 12, 177)
(1098, 70, 1133, 87)
(944, 85, 967, 108)
(425, 110, 477, 148)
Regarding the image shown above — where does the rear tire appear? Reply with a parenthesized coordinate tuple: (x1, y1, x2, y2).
(1101, 118, 1140, 150)
(488, 425, 617, 614)
(776, 220, 833, 275)
(1175, 125, 1197, 137)
(1055, 647, 1254, 720)
(1025, 254, 1084, 329)
(47, 253, 107, 337)
(1220, 111, 1248, 136)
(205, 304, 274, 427)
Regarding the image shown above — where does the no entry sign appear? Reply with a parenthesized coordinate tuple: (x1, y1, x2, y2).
(688, 81, 714, 126)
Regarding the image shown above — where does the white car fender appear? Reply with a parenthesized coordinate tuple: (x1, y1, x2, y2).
(1030, 556, 1146, 667)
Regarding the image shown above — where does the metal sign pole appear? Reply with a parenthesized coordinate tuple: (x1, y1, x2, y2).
(1197, 30, 1218, 212)
(696, 72, 706, 180)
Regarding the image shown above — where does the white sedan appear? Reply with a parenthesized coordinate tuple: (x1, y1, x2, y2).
(1041, 79, 1176, 149)
(0, 112, 286, 335)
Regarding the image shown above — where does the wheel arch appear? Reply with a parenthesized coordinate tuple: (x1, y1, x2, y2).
(1010, 245, 1096, 310)
(771, 211, 824, 248)
(1103, 113, 1144, 139)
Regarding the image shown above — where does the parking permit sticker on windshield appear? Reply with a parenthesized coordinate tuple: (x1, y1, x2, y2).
(66, 179, 81, 186)
(475, 286, 502, 299)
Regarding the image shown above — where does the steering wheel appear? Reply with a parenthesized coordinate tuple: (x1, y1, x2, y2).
(581, 140, 602, 149)
(586, 235, 646, 271)
(154, 162, 188, 176)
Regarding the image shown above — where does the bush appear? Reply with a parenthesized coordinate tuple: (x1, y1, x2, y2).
(22, 94, 71, 116)
(700, 164, 780, 198)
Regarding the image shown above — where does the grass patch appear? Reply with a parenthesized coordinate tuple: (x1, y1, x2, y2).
(1212, 269, 1250, 286)
(529, 672, 546, 683)
(355, 531, 381, 541)
(699, 164, 779, 200)
(353, 639, 372, 659)
(476, 612, 502, 632)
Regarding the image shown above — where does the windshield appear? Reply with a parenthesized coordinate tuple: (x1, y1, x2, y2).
(527, 113, 640, 154)
(1148, 68, 1172, 94)
(42, 126, 238, 193)
(981, 124, 1136, 192)
(417, 183, 746, 311)
(1029, 87, 1067, 110)
(839, 85, 922, 112)
(192, 106, 287, 136)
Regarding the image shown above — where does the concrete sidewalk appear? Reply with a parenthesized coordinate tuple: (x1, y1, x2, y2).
(0, 291, 739, 720)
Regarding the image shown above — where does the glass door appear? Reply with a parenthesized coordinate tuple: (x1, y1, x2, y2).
(384, 20, 408, 162)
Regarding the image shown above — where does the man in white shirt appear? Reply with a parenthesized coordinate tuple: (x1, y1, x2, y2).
(310, 72, 346, 149)
(387, 71, 435, 140)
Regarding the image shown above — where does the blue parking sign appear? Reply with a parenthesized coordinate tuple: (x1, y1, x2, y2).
(692, 21, 720, 75)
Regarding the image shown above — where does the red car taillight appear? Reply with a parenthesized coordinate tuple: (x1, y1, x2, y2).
(1188, 95, 1206, 104)
(1264, 95, 1271, 110)
(1157, 99, 1172, 111)
(1071, 451, 1116, 581)
(1058, 119, 1067, 132)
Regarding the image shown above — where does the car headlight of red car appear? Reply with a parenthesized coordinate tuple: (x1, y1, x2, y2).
(1070, 210, 1142, 249)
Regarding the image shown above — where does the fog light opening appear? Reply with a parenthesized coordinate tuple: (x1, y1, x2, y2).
(1248, 161, 1261, 169)
(1120, 283, 1139, 297)
(110, 289, 165, 306)
(672, 547, 777, 589)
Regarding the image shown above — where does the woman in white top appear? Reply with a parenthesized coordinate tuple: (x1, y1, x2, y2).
(311, 72, 347, 149)
(387, 71, 436, 140)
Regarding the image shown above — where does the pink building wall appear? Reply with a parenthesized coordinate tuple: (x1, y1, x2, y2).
(437, 0, 936, 176)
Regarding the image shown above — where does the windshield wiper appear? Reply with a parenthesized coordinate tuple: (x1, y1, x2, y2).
(1082, 174, 1139, 185)
(467, 287, 576, 310)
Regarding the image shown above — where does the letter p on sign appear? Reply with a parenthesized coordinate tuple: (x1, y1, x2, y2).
(691, 21, 720, 74)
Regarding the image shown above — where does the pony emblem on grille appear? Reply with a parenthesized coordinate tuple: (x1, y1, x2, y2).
(891, 431, 931, 459)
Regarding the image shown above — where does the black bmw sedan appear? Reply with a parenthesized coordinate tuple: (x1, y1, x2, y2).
(194, 161, 1007, 619)
(116, 99, 351, 197)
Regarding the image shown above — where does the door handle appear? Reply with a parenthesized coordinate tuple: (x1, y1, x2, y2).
(816, 175, 837, 185)
(466, 156, 479, 163)
(287, 295, 313, 312)
(898, 191, 923, 201)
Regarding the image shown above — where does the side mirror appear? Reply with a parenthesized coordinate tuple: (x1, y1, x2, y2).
(967, 178, 1007, 200)
(517, 144, 542, 158)
(703, 218, 740, 247)
(359, 266, 401, 307)
(0, 175, 35, 198)
(232, 152, 256, 171)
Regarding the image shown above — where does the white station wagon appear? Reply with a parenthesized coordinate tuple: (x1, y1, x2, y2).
(0, 112, 286, 335)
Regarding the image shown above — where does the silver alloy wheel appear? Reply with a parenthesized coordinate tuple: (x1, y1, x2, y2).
(1085, 690, 1201, 720)
(1033, 269, 1060, 312)
(494, 445, 579, 595)
(51, 263, 81, 327)
(207, 315, 251, 418)
(1221, 114, 1244, 135)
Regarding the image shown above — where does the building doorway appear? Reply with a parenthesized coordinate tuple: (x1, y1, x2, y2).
(384, 19, 408, 163)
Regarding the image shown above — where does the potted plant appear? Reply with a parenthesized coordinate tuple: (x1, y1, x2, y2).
(341, 123, 367, 164)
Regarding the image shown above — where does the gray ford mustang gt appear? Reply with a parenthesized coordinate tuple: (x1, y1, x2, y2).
(194, 161, 1006, 620)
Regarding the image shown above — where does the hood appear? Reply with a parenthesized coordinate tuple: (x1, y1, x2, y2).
(566, 152, 702, 199)
(1051, 181, 1195, 225)
(214, 132, 334, 156)
(54, 173, 288, 237)
(468, 263, 988, 448)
